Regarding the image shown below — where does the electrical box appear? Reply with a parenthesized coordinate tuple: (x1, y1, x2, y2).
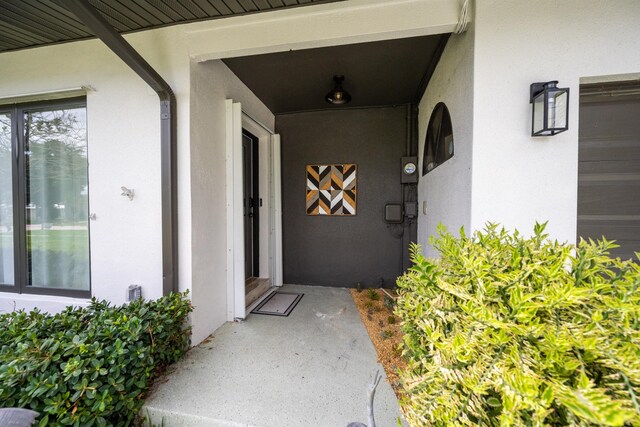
(404, 202, 418, 218)
(127, 284, 142, 302)
(401, 156, 419, 184)
(384, 204, 403, 223)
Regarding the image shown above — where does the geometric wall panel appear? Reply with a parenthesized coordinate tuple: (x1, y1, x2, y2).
(306, 164, 357, 215)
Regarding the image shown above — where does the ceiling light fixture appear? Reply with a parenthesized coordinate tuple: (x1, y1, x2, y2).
(325, 75, 352, 105)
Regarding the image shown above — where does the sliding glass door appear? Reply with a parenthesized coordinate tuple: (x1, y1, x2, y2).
(24, 105, 90, 292)
(0, 98, 90, 297)
(0, 112, 13, 288)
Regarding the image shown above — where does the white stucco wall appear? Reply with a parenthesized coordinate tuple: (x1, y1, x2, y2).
(470, 0, 640, 241)
(0, 0, 462, 342)
(417, 25, 475, 258)
(189, 60, 274, 344)
(0, 28, 192, 313)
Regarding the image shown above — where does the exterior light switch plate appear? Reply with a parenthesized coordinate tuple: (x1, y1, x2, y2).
(423, 201, 428, 215)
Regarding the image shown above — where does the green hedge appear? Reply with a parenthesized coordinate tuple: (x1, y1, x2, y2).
(395, 223, 640, 426)
(0, 292, 192, 426)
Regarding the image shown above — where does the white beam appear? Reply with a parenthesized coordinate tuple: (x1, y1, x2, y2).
(186, 0, 459, 62)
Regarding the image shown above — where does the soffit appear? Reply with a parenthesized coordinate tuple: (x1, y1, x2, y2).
(0, 0, 342, 53)
(222, 34, 448, 114)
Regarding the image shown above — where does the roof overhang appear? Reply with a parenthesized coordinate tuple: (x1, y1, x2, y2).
(0, 0, 343, 53)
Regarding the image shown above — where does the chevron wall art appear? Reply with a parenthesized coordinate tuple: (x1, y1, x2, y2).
(306, 164, 357, 216)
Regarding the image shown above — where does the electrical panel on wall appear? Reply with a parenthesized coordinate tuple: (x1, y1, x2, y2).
(384, 204, 403, 223)
(401, 156, 418, 184)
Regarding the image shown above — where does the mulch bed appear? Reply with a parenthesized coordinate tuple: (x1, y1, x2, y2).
(350, 288, 406, 399)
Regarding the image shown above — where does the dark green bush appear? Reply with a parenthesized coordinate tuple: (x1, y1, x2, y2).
(367, 288, 380, 301)
(395, 223, 640, 426)
(0, 292, 192, 426)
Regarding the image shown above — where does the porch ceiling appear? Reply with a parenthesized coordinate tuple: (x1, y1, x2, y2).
(222, 34, 449, 114)
(0, 0, 343, 53)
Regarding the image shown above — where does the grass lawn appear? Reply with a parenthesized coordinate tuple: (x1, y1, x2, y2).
(1, 229, 88, 254)
(0, 228, 89, 289)
(26, 229, 89, 254)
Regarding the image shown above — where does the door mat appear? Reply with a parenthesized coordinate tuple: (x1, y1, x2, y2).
(250, 292, 304, 317)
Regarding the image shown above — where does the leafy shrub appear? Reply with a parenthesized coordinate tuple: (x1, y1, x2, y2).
(0, 292, 192, 426)
(366, 288, 380, 301)
(395, 223, 640, 426)
(384, 295, 395, 311)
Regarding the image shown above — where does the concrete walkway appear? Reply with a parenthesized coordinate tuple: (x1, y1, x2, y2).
(143, 285, 404, 427)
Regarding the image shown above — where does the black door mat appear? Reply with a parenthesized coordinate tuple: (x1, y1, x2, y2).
(250, 291, 304, 317)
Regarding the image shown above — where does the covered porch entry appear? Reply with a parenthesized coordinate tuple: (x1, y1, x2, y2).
(214, 31, 454, 322)
(184, 0, 465, 344)
(143, 285, 403, 426)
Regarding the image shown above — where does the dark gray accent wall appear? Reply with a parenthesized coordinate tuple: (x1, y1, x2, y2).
(277, 106, 410, 288)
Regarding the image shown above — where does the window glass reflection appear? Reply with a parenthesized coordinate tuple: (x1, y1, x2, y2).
(0, 112, 14, 286)
(24, 107, 90, 290)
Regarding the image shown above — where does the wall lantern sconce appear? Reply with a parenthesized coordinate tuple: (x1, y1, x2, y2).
(530, 80, 569, 136)
(325, 75, 352, 105)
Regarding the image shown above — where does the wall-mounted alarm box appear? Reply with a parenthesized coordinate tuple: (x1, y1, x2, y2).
(401, 156, 419, 184)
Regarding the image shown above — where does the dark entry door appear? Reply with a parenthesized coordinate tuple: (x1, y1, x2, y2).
(242, 131, 259, 278)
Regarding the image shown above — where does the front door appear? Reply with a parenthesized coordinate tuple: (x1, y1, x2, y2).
(242, 131, 259, 279)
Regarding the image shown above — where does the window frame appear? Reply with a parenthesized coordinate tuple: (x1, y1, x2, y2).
(422, 102, 454, 176)
(0, 97, 91, 298)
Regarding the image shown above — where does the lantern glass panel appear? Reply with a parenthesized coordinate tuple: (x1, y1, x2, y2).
(548, 89, 568, 130)
(532, 92, 545, 134)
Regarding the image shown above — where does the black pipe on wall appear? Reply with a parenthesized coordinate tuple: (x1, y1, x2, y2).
(59, 0, 178, 296)
(401, 104, 419, 271)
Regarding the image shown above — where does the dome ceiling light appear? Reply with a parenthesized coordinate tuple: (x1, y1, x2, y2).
(325, 75, 352, 105)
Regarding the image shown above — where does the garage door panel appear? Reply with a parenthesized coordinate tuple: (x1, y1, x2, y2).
(578, 183, 640, 215)
(579, 159, 640, 175)
(578, 82, 640, 261)
(578, 139, 640, 162)
(579, 97, 640, 139)
(607, 241, 640, 262)
(578, 221, 640, 242)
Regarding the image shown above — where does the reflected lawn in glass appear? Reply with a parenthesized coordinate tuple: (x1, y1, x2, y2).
(0, 232, 14, 285)
(24, 106, 90, 292)
(26, 227, 89, 290)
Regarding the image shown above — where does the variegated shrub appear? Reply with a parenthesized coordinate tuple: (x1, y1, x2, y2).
(395, 223, 640, 426)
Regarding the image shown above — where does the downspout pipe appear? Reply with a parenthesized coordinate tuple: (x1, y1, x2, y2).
(60, 0, 178, 296)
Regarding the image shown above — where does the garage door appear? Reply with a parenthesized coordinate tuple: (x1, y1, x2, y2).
(578, 80, 640, 261)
